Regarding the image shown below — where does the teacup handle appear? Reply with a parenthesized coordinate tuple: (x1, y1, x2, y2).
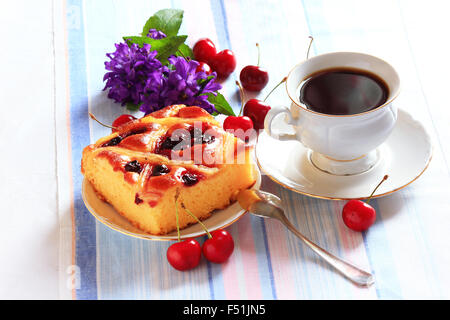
(264, 105, 298, 141)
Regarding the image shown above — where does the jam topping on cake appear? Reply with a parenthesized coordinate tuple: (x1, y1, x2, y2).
(124, 160, 142, 173)
(97, 150, 140, 184)
(155, 122, 221, 166)
(98, 147, 205, 207)
(133, 163, 204, 207)
(150, 105, 210, 119)
(101, 123, 161, 149)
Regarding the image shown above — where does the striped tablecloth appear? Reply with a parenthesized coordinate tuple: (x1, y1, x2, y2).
(32, 0, 450, 299)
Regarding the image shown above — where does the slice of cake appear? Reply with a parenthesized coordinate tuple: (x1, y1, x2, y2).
(81, 104, 256, 235)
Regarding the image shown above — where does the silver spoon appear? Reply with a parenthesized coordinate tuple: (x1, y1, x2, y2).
(237, 189, 374, 287)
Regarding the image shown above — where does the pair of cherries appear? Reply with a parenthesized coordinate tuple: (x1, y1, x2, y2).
(167, 229, 234, 271)
(193, 38, 236, 79)
(166, 201, 234, 271)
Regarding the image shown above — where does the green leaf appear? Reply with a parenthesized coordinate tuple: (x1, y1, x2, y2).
(175, 43, 194, 59)
(142, 9, 184, 37)
(152, 35, 187, 63)
(123, 36, 147, 47)
(206, 92, 236, 116)
(126, 102, 141, 112)
(123, 35, 188, 64)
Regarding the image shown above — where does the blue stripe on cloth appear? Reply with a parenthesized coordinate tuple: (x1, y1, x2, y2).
(206, 260, 215, 299)
(206, 240, 226, 300)
(257, 218, 277, 299)
(362, 200, 402, 299)
(212, 0, 277, 300)
(66, 0, 98, 300)
(209, 0, 240, 115)
(210, 0, 231, 51)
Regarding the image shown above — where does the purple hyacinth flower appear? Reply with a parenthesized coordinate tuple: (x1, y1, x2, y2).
(147, 29, 166, 39)
(139, 56, 222, 115)
(103, 40, 222, 115)
(103, 42, 163, 106)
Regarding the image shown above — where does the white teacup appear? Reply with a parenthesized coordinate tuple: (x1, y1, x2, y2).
(264, 52, 400, 176)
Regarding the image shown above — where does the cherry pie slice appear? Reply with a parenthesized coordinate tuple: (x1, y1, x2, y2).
(81, 105, 256, 235)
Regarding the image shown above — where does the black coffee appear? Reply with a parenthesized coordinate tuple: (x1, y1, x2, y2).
(299, 68, 389, 115)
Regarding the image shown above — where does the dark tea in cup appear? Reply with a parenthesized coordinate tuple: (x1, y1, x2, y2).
(299, 68, 389, 115)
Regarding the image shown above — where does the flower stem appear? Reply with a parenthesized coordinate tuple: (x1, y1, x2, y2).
(89, 112, 118, 131)
(236, 81, 246, 116)
(263, 77, 287, 102)
(365, 175, 389, 204)
(181, 202, 212, 239)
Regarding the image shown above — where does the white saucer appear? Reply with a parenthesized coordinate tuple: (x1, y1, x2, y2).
(256, 109, 432, 200)
(81, 166, 261, 241)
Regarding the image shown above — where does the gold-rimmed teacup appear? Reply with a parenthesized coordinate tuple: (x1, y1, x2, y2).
(264, 52, 400, 176)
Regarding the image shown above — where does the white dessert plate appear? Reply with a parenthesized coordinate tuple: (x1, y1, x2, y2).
(82, 166, 261, 241)
(256, 108, 432, 200)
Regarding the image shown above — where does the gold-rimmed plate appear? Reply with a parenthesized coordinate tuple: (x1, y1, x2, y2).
(82, 166, 261, 241)
(255, 108, 432, 200)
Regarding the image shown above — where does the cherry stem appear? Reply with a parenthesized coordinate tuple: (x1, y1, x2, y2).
(263, 77, 287, 102)
(89, 112, 118, 131)
(306, 36, 314, 60)
(181, 202, 212, 239)
(236, 80, 246, 116)
(174, 201, 181, 242)
(365, 175, 389, 204)
(174, 189, 181, 242)
(256, 43, 261, 67)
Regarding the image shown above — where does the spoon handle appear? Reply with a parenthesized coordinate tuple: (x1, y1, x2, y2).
(280, 216, 374, 287)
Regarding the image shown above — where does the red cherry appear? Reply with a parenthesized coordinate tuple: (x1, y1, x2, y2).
(223, 115, 253, 132)
(166, 239, 202, 271)
(223, 116, 254, 141)
(239, 44, 269, 91)
(342, 200, 376, 231)
(243, 99, 271, 130)
(209, 49, 237, 79)
(342, 175, 388, 232)
(202, 229, 234, 263)
(240, 66, 269, 91)
(112, 114, 137, 132)
(240, 77, 287, 131)
(196, 61, 212, 75)
(193, 38, 217, 63)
